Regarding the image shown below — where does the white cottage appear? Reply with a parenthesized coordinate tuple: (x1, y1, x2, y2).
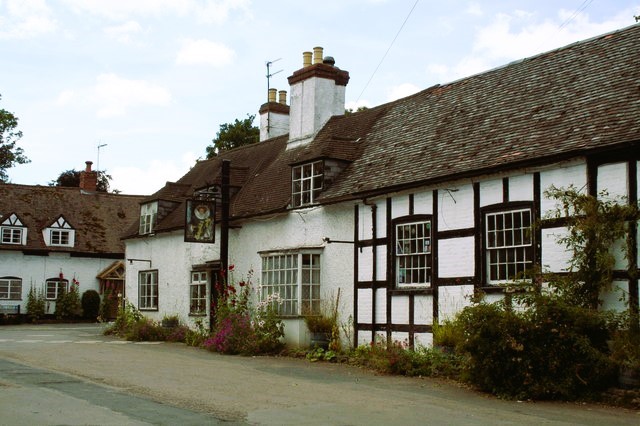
(124, 25, 640, 348)
(0, 162, 145, 318)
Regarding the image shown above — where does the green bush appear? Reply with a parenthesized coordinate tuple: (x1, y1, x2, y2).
(125, 318, 166, 341)
(55, 286, 81, 320)
(81, 290, 101, 321)
(26, 285, 46, 322)
(455, 297, 617, 400)
(351, 340, 462, 378)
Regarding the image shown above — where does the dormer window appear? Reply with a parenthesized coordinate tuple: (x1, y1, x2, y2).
(139, 202, 158, 235)
(1, 213, 26, 245)
(44, 216, 75, 247)
(292, 161, 323, 207)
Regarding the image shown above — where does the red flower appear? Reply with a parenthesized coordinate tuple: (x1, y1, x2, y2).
(239, 281, 245, 287)
(228, 264, 235, 272)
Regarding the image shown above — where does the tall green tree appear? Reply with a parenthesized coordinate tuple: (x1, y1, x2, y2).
(49, 169, 113, 193)
(205, 114, 259, 159)
(0, 94, 30, 182)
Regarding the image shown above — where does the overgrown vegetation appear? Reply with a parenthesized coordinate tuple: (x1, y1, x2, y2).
(26, 285, 46, 322)
(55, 282, 81, 320)
(203, 270, 284, 355)
(81, 290, 101, 321)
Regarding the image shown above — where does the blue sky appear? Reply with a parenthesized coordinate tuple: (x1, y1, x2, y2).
(1, 0, 638, 194)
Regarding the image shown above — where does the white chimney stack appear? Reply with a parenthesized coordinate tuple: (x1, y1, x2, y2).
(286, 47, 350, 149)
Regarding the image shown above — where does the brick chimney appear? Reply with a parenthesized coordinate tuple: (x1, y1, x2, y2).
(259, 88, 290, 141)
(286, 46, 350, 149)
(79, 161, 98, 192)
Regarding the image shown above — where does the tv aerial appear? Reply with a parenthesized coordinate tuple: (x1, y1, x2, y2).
(266, 58, 283, 101)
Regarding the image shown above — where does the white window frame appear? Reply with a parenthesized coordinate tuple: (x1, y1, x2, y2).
(44, 216, 75, 247)
(139, 270, 158, 310)
(189, 271, 207, 315)
(395, 219, 432, 287)
(485, 207, 533, 284)
(261, 252, 321, 316)
(1, 227, 23, 245)
(0, 277, 22, 300)
(292, 161, 324, 207)
(46, 279, 68, 300)
(139, 202, 158, 235)
(50, 229, 70, 246)
(1, 214, 26, 245)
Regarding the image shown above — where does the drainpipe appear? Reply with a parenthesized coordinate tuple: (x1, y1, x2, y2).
(220, 160, 230, 272)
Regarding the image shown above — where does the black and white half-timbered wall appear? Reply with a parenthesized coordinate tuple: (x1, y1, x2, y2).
(353, 153, 640, 347)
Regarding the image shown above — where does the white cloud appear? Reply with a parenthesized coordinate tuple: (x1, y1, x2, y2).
(61, 0, 251, 23)
(0, 0, 57, 39)
(56, 74, 171, 117)
(196, 0, 252, 24)
(386, 83, 420, 102)
(465, 2, 483, 17)
(61, 0, 191, 21)
(176, 39, 236, 67)
(104, 20, 144, 44)
(111, 153, 196, 195)
(427, 7, 638, 84)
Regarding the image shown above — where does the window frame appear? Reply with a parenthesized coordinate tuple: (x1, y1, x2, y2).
(46, 279, 68, 300)
(0, 277, 22, 300)
(1, 227, 23, 245)
(138, 270, 159, 310)
(1, 213, 26, 245)
(291, 160, 324, 207)
(260, 251, 322, 317)
(50, 229, 71, 246)
(189, 271, 208, 316)
(482, 203, 535, 285)
(392, 215, 433, 288)
(139, 202, 158, 235)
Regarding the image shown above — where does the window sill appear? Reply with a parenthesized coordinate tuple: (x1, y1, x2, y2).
(188, 313, 207, 317)
(390, 287, 433, 295)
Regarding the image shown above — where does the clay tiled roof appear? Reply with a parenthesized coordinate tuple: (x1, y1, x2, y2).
(322, 25, 640, 199)
(129, 24, 640, 236)
(0, 184, 145, 254)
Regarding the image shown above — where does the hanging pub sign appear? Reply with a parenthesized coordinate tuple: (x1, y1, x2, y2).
(185, 199, 215, 243)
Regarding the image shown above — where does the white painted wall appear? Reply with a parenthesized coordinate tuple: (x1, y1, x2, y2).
(125, 231, 219, 329)
(438, 237, 474, 278)
(0, 251, 116, 314)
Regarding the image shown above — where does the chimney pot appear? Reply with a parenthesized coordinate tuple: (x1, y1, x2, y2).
(302, 51, 312, 67)
(313, 47, 323, 64)
(268, 88, 277, 103)
(323, 56, 336, 66)
(85, 161, 93, 172)
(278, 90, 287, 105)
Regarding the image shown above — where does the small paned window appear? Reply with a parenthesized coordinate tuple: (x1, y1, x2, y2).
(0, 278, 22, 300)
(139, 270, 158, 310)
(292, 161, 324, 207)
(46, 279, 68, 300)
(395, 220, 432, 287)
(45, 216, 74, 247)
(1, 227, 22, 244)
(139, 203, 158, 235)
(1, 214, 26, 245)
(485, 208, 533, 283)
(261, 252, 321, 316)
(50, 229, 70, 246)
(190, 271, 207, 315)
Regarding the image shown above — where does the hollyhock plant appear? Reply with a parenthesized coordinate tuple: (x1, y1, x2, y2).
(204, 268, 284, 355)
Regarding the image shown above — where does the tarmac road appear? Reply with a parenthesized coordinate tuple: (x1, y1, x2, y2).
(0, 323, 638, 425)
